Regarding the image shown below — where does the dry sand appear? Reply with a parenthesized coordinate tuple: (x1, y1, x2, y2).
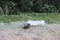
(0, 24, 60, 40)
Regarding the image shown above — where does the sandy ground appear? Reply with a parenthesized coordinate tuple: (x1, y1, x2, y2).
(0, 24, 60, 40)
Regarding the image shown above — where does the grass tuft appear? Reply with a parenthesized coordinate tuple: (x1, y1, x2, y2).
(0, 13, 60, 23)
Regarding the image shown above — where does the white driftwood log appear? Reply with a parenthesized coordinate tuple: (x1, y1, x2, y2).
(24, 20, 45, 27)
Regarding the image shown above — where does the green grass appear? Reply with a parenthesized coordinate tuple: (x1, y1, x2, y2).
(0, 13, 60, 23)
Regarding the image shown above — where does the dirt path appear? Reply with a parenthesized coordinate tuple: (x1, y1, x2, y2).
(0, 24, 60, 40)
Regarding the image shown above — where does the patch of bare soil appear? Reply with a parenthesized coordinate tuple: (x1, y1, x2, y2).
(0, 24, 60, 40)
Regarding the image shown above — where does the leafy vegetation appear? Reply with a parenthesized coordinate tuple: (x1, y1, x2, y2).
(0, 0, 60, 15)
(0, 0, 60, 23)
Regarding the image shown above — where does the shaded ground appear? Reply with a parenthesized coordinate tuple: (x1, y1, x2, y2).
(0, 24, 60, 40)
